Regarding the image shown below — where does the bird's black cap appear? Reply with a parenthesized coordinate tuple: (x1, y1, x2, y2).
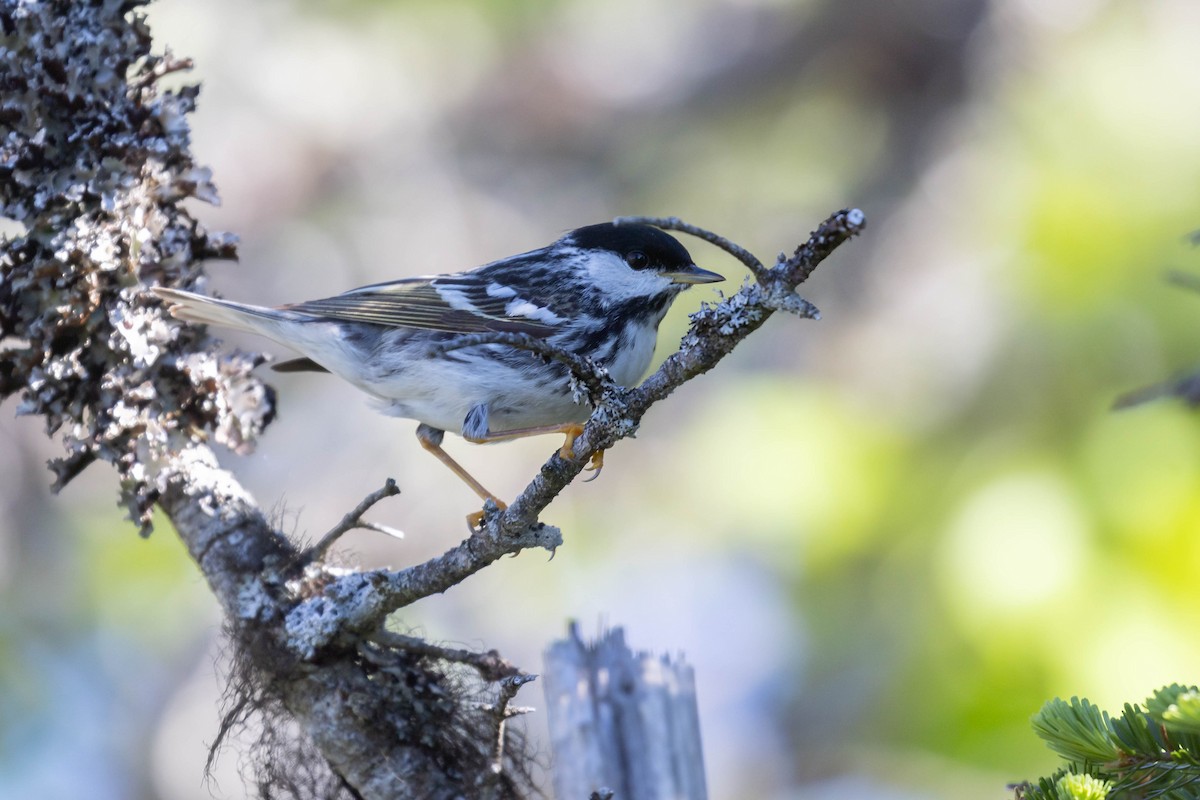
(565, 223, 695, 270)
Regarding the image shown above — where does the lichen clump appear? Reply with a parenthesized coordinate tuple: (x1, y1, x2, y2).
(0, 1, 274, 532)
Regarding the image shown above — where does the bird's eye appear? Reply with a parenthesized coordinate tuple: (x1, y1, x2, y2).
(625, 251, 649, 270)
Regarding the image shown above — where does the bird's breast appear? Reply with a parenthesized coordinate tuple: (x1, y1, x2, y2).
(604, 321, 661, 387)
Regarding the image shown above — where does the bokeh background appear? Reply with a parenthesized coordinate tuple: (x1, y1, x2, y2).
(3, 0, 1200, 797)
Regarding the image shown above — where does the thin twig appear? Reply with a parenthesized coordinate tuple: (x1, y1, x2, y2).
(130, 51, 194, 91)
(489, 674, 538, 779)
(774, 207, 867, 285)
(355, 521, 405, 539)
(614, 214, 768, 279)
(760, 287, 822, 320)
(366, 630, 525, 682)
(293, 478, 400, 571)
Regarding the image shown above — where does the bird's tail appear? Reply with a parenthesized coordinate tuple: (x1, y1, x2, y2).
(152, 287, 287, 336)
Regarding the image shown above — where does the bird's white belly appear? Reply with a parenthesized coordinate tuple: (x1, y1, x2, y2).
(359, 353, 588, 435)
(297, 319, 660, 437)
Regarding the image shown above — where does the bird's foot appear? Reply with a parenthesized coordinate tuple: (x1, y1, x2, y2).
(557, 424, 606, 481)
(466, 498, 508, 532)
(556, 424, 585, 460)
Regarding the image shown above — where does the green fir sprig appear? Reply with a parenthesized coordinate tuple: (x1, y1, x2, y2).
(1013, 686, 1200, 800)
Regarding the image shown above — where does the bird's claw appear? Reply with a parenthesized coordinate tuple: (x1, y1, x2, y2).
(582, 450, 605, 482)
(557, 424, 605, 481)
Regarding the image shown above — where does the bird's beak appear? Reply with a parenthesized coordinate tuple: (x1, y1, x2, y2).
(663, 265, 724, 285)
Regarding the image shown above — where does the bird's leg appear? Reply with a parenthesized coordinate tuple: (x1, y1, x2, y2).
(462, 420, 605, 477)
(416, 423, 506, 528)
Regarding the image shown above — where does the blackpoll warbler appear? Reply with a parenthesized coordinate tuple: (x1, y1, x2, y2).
(153, 222, 723, 524)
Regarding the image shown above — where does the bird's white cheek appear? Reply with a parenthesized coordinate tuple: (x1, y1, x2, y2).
(583, 252, 672, 304)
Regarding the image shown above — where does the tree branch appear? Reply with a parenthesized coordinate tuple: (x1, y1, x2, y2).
(292, 208, 865, 644)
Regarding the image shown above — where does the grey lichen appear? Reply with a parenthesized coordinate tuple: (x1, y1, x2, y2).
(0, 0, 274, 533)
(284, 571, 386, 659)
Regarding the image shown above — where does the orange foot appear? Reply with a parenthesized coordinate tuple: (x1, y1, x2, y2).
(557, 424, 607, 481)
(556, 424, 585, 460)
(467, 499, 508, 531)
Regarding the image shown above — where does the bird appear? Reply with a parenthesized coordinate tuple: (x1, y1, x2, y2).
(153, 222, 723, 526)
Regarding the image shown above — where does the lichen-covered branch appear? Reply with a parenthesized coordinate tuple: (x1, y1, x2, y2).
(0, 2, 266, 534)
(293, 208, 865, 642)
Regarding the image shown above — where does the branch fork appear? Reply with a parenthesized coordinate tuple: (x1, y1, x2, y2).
(292, 478, 402, 572)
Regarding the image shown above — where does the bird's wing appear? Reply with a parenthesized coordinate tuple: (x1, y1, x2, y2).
(280, 274, 562, 337)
